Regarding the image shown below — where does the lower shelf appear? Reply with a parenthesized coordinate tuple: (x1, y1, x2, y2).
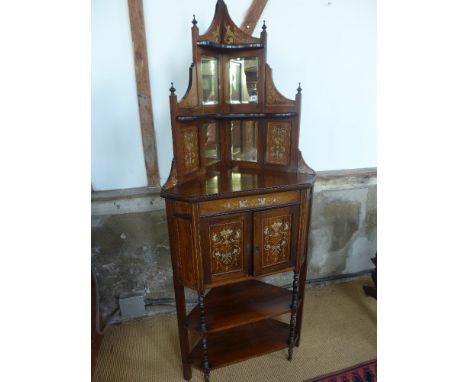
(190, 319, 291, 370)
(186, 279, 292, 333)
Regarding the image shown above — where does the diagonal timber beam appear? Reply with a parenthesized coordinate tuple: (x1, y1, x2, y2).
(240, 0, 268, 35)
(128, 0, 160, 188)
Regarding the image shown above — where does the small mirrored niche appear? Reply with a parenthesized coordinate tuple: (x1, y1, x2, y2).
(228, 57, 259, 104)
(201, 56, 219, 105)
(203, 122, 220, 164)
(230, 120, 257, 162)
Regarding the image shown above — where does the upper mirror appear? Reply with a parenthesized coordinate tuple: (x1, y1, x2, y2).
(201, 56, 219, 105)
(228, 57, 259, 104)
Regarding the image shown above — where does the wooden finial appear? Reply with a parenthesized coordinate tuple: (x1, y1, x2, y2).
(262, 20, 267, 31)
(169, 82, 176, 95)
(297, 82, 302, 94)
(192, 14, 198, 26)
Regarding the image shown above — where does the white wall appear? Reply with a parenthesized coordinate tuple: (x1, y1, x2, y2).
(259, 0, 376, 171)
(92, 0, 148, 190)
(92, 0, 376, 190)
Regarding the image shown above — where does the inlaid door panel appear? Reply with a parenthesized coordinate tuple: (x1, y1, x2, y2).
(253, 205, 299, 276)
(200, 212, 252, 285)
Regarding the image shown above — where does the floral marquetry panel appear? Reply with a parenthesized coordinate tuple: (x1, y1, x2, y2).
(181, 126, 199, 175)
(254, 205, 299, 276)
(209, 222, 243, 274)
(266, 122, 292, 166)
(201, 213, 251, 285)
(261, 215, 292, 267)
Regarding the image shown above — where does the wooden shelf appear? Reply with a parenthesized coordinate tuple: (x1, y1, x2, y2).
(186, 280, 292, 333)
(161, 167, 316, 202)
(197, 40, 264, 50)
(191, 319, 291, 370)
(176, 112, 297, 122)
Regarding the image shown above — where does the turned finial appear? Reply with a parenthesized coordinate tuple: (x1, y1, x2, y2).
(262, 20, 267, 31)
(192, 14, 198, 26)
(297, 82, 302, 94)
(169, 82, 176, 95)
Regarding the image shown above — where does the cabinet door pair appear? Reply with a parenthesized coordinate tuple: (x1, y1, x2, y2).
(201, 205, 299, 285)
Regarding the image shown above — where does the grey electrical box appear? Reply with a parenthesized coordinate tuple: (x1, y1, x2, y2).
(119, 291, 146, 320)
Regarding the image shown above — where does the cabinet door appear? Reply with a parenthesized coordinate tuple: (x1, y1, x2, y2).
(253, 205, 299, 276)
(200, 212, 252, 285)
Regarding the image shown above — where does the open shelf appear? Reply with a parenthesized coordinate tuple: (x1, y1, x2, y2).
(186, 280, 292, 333)
(161, 167, 316, 202)
(190, 319, 291, 370)
(197, 40, 264, 50)
(176, 112, 297, 122)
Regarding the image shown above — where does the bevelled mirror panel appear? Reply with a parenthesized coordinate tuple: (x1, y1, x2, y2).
(228, 57, 259, 104)
(230, 120, 257, 162)
(201, 56, 219, 105)
(203, 122, 220, 164)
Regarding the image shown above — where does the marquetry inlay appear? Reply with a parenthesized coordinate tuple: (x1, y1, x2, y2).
(182, 127, 199, 173)
(266, 80, 282, 104)
(262, 215, 291, 267)
(224, 22, 239, 44)
(209, 221, 243, 274)
(199, 191, 300, 216)
(205, 23, 221, 43)
(266, 122, 291, 165)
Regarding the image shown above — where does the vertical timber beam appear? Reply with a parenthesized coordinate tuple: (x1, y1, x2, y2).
(240, 0, 268, 35)
(128, 0, 160, 188)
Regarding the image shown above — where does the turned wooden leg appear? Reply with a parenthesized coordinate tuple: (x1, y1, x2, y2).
(295, 259, 308, 347)
(288, 271, 300, 361)
(198, 292, 210, 382)
(173, 278, 192, 381)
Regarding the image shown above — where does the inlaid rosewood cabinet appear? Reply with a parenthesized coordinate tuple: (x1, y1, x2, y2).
(160, 1, 317, 380)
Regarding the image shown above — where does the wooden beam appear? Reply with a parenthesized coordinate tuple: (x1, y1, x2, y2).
(240, 0, 268, 35)
(128, 0, 160, 187)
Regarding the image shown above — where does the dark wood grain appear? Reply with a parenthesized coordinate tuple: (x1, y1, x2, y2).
(91, 274, 102, 378)
(240, 0, 269, 35)
(198, 292, 211, 381)
(165, 201, 192, 380)
(191, 319, 291, 370)
(200, 212, 252, 285)
(186, 280, 292, 333)
(127, 0, 160, 187)
(161, 168, 316, 202)
(197, 41, 264, 50)
(160, 1, 315, 379)
(253, 205, 299, 276)
(176, 112, 296, 121)
(288, 271, 299, 360)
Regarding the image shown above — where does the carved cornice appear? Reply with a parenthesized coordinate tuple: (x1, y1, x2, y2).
(198, 0, 262, 46)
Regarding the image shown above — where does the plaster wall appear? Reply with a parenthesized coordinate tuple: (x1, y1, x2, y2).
(91, 0, 148, 190)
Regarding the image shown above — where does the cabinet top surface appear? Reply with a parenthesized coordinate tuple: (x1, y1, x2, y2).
(161, 167, 316, 202)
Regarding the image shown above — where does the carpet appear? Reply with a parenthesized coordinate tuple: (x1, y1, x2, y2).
(305, 359, 377, 382)
(93, 276, 376, 382)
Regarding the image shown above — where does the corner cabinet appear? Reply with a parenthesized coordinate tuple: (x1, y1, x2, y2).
(160, 1, 317, 381)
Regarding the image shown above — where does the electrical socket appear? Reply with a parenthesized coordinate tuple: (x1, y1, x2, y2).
(119, 290, 146, 320)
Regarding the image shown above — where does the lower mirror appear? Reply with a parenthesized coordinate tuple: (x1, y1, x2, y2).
(230, 120, 257, 162)
(203, 122, 220, 164)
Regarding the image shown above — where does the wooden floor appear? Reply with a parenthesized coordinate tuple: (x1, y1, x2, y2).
(93, 277, 376, 382)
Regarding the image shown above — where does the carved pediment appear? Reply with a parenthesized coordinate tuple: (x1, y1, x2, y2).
(197, 0, 262, 47)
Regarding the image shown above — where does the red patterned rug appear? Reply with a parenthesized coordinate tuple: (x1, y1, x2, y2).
(305, 360, 377, 382)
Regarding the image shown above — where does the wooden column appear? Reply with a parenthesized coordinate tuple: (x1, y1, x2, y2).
(240, 0, 268, 35)
(128, 0, 160, 188)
